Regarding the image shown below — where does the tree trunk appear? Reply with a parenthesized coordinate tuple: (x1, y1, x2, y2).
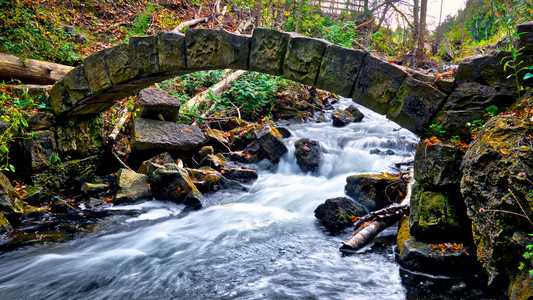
(376, 2, 391, 30)
(295, 0, 305, 33)
(412, 0, 419, 53)
(340, 168, 415, 253)
(255, 0, 263, 27)
(0, 53, 73, 85)
(416, 0, 428, 62)
(173, 18, 208, 33)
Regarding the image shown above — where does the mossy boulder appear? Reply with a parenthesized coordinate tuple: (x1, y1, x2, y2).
(345, 105, 364, 122)
(461, 115, 533, 288)
(114, 168, 151, 204)
(345, 173, 403, 211)
(151, 164, 203, 209)
(397, 217, 475, 276)
(20, 186, 44, 206)
(0, 212, 13, 234)
(31, 156, 101, 196)
(455, 51, 517, 88)
(223, 168, 258, 183)
(0, 172, 23, 222)
(409, 182, 466, 242)
(414, 141, 464, 187)
(55, 115, 106, 158)
(331, 109, 355, 127)
(314, 197, 366, 230)
(22, 130, 58, 171)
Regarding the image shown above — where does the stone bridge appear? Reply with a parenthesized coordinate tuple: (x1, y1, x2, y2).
(49, 28, 525, 135)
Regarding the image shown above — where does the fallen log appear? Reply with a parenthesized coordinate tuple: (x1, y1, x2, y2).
(182, 70, 247, 112)
(340, 168, 415, 253)
(173, 17, 208, 33)
(0, 53, 73, 84)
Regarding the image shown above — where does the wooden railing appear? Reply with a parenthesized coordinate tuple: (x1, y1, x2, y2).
(311, 0, 362, 14)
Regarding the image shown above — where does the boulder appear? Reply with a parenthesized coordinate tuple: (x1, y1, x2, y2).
(198, 146, 214, 158)
(461, 115, 533, 288)
(397, 217, 475, 276)
(432, 82, 517, 138)
(223, 168, 258, 183)
(200, 153, 226, 170)
(409, 182, 466, 242)
(345, 173, 403, 211)
(414, 141, 464, 187)
(132, 117, 206, 153)
(49, 197, 85, 218)
(22, 130, 58, 171)
(151, 164, 203, 209)
(332, 109, 354, 127)
(20, 186, 44, 206)
(276, 127, 291, 138)
(294, 138, 321, 172)
(253, 123, 288, 162)
(136, 88, 180, 122)
(204, 128, 230, 150)
(314, 197, 366, 230)
(187, 168, 244, 193)
(137, 152, 175, 177)
(345, 105, 364, 122)
(0, 172, 23, 222)
(114, 168, 151, 204)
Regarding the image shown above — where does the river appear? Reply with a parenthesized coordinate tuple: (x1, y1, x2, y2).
(0, 98, 420, 299)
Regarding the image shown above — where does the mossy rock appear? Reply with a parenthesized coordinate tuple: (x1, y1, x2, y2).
(314, 197, 366, 230)
(0, 172, 23, 222)
(151, 164, 203, 209)
(56, 115, 105, 158)
(0, 212, 13, 234)
(114, 168, 151, 204)
(461, 115, 533, 288)
(414, 141, 464, 187)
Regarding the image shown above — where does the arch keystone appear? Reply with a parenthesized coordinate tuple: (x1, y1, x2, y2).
(282, 34, 330, 86)
(250, 28, 290, 76)
(157, 31, 186, 72)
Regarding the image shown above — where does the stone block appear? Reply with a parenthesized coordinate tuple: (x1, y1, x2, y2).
(249, 28, 290, 76)
(132, 118, 206, 152)
(432, 82, 517, 137)
(157, 31, 187, 71)
(49, 80, 73, 116)
(282, 34, 329, 86)
(409, 182, 465, 242)
(103, 43, 134, 84)
(185, 29, 220, 69)
(114, 168, 151, 204)
(517, 21, 533, 52)
(316, 45, 367, 97)
(62, 65, 91, 104)
(136, 88, 180, 122)
(387, 77, 448, 134)
(218, 29, 251, 70)
(455, 51, 515, 88)
(56, 115, 105, 158)
(352, 55, 407, 115)
(83, 51, 113, 94)
(129, 35, 159, 77)
(414, 141, 463, 187)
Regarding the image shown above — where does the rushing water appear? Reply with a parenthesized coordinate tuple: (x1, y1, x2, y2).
(0, 98, 420, 299)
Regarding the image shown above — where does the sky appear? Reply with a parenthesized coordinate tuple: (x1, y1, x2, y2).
(426, 0, 467, 30)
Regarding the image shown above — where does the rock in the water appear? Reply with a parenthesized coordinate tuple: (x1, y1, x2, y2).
(0, 172, 23, 222)
(223, 168, 258, 183)
(461, 115, 533, 288)
(345, 105, 364, 122)
(132, 117, 206, 153)
(276, 126, 291, 138)
(397, 217, 475, 276)
(136, 88, 180, 122)
(332, 109, 354, 127)
(409, 182, 466, 242)
(114, 168, 151, 204)
(187, 168, 243, 193)
(370, 148, 381, 155)
(414, 141, 464, 187)
(253, 123, 288, 162)
(345, 174, 403, 211)
(137, 152, 175, 177)
(20, 186, 43, 206)
(151, 164, 203, 209)
(294, 138, 321, 172)
(314, 197, 366, 230)
(200, 153, 226, 170)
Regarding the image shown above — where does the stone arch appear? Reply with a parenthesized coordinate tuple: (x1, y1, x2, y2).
(49, 28, 450, 135)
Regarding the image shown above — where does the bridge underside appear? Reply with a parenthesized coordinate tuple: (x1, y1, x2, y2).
(49, 28, 499, 135)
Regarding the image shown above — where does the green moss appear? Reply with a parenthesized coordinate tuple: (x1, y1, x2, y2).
(0, 212, 12, 233)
